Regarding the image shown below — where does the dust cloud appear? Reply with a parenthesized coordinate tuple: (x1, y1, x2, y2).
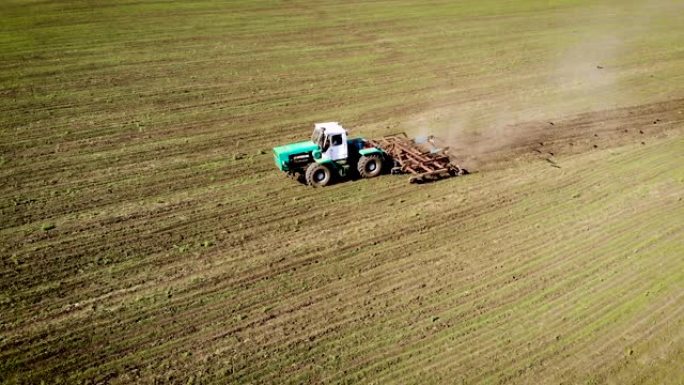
(402, 0, 680, 168)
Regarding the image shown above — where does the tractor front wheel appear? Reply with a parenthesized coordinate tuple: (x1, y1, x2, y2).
(357, 154, 383, 178)
(305, 163, 332, 187)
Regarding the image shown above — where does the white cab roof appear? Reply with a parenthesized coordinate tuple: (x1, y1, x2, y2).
(314, 122, 346, 135)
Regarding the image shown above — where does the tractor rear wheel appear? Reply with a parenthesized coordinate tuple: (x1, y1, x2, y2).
(305, 163, 332, 187)
(357, 154, 383, 178)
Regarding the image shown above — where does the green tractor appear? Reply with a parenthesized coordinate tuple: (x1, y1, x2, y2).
(272, 122, 385, 187)
(273, 122, 466, 187)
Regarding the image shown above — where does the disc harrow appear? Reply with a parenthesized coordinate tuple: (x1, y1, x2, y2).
(366, 133, 467, 183)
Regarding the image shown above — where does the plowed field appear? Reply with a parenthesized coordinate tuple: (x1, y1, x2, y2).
(1, 1, 683, 384)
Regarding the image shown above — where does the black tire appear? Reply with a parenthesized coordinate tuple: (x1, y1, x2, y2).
(357, 154, 383, 178)
(305, 163, 332, 187)
(288, 171, 305, 184)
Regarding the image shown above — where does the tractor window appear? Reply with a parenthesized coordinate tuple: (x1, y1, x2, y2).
(331, 134, 343, 146)
(311, 128, 322, 144)
(321, 135, 330, 151)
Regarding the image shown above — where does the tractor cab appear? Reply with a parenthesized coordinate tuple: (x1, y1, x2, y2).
(311, 122, 348, 161)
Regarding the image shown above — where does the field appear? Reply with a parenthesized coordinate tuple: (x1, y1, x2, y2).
(1, 0, 683, 384)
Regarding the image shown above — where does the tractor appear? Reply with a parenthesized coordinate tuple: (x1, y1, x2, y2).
(272, 122, 466, 187)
